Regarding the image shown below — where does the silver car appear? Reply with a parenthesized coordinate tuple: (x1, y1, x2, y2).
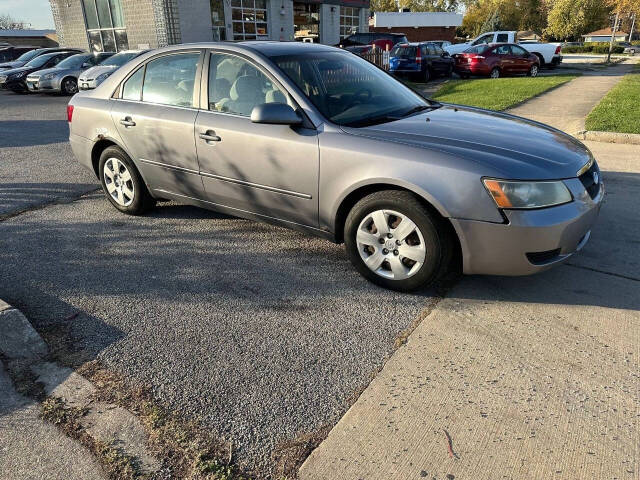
(68, 42, 603, 291)
(26, 52, 114, 94)
(78, 50, 149, 90)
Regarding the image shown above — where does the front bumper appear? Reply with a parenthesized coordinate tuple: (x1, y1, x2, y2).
(26, 76, 61, 92)
(78, 77, 98, 90)
(451, 177, 604, 276)
(0, 78, 27, 91)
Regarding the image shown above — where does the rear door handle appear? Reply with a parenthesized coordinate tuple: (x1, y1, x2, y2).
(119, 116, 136, 127)
(199, 130, 221, 143)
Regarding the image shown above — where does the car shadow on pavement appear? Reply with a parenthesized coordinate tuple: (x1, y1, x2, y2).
(0, 120, 69, 148)
(0, 182, 99, 219)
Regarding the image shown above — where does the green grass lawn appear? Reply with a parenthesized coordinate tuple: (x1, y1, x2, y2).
(430, 75, 578, 111)
(585, 66, 640, 134)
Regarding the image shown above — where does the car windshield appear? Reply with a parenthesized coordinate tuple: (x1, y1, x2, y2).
(272, 51, 436, 127)
(57, 54, 92, 69)
(24, 53, 57, 68)
(100, 52, 138, 67)
(15, 49, 42, 62)
(390, 46, 416, 58)
(464, 45, 488, 54)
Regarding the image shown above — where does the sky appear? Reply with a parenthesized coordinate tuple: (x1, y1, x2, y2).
(2, 0, 55, 29)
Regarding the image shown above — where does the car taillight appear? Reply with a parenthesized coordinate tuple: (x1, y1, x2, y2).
(471, 55, 485, 62)
(416, 48, 421, 65)
(67, 104, 74, 122)
(555, 45, 561, 54)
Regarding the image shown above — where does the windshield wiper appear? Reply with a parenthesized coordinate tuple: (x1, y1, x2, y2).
(343, 115, 403, 128)
(401, 103, 442, 117)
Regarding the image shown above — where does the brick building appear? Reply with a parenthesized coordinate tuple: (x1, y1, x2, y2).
(49, 0, 370, 52)
(0, 29, 59, 47)
(369, 11, 462, 43)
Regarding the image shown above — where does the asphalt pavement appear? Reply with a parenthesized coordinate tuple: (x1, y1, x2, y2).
(0, 90, 438, 475)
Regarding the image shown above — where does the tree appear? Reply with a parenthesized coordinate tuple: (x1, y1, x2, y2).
(544, 0, 610, 40)
(460, 0, 549, 38)
(0, 13, 29, 30)
(370, 0, 460, 12)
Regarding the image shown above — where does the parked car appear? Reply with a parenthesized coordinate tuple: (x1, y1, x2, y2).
(0, 51, 81, 93)
(446, 31, 562, 68)
(617, 42, 637, 54)
(454, 43, 540, 78)
(78, 50, 149, 90)
(68, 42, 602, 291)
(0, 46, 37, 63)
(26, 52, 114, 95)
(0, 47, 83, 71)
(341, 32, 409, 53)
(389, 42, 454, 81)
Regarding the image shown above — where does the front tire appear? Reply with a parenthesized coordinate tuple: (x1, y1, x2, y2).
(61, 77, 78, 95)
(344, 191, 452, 292)
(528, 64, 539, 77)
(99, 146, 155, 215)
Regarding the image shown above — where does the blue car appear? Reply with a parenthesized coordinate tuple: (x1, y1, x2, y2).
(389, 42, 454, 82)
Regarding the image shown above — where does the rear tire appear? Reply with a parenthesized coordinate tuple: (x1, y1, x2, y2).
(490, 67, 500, 79)
(98, 146, 155, 215)
(423, 67, 431, 83)
(344, 190, 453, 292)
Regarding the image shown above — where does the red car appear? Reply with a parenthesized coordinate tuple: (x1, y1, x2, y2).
(454, 43, 540, 79)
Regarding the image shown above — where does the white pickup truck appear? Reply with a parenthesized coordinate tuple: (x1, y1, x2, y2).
(445, 31, 563, 68)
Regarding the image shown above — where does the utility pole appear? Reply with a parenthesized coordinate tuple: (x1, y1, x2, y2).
(607, 11, 620, 63)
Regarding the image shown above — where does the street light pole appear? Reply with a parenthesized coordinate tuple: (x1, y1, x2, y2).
(607, 11, 620, 63)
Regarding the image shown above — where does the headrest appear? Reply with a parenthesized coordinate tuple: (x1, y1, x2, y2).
(230, 75, 263, 101)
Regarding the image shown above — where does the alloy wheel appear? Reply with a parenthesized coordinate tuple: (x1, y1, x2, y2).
(490, 68, 500, 79)
(63, 78, 78, 94)
(103, 157, 135, 206)
(356, 209, 426, 280)
(530, 65, 539, 77)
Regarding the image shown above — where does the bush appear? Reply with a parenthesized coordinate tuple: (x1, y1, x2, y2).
(561, 45, 624, 54)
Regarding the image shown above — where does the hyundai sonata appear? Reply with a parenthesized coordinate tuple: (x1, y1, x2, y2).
(68, 42, 602, 291)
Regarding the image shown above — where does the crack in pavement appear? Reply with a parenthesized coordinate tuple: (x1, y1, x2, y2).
(564, 262, 640, 282)
(0, 188, 101, 223)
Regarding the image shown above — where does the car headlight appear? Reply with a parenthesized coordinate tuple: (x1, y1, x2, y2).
(483, 179, 572, 209)
(43, 73, 56, 80)
(12, 71, 27, 79)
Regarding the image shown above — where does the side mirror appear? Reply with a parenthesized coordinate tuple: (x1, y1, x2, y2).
(251, 103, 302, 126)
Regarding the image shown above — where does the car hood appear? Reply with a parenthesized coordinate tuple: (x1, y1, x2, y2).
(79, 65, 116, 79)
(341, 104, 592, 180)
(1, 66, 33, 76)
(0, 60, 25, 70)
(28, 67, 66, 77)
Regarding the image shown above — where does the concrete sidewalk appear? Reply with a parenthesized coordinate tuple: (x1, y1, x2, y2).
(506, 60, 637, 134)
(299, 143, 640, 480)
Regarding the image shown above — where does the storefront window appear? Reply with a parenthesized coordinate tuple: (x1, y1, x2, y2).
(340, 7, 360, 38)
(210, 0, 227, 41)
(82, 0, 129, 52)
(231, 0, 268, 41)
(294, 3, 320, 42)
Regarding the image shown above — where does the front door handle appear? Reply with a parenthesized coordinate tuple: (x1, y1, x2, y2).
(120, 116, 136, 127)
(199, 130, 221, 143)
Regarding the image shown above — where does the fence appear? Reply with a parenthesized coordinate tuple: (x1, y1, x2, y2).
(357, 47, 391, 70)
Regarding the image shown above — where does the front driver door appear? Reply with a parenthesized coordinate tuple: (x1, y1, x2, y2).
(194, 51, 319, 227)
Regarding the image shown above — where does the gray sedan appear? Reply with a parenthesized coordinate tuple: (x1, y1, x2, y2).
(68, 42, 603, 291)
(27, 52, 113, 94)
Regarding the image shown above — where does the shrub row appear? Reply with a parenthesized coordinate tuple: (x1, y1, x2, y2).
(562, 45, 625, 54)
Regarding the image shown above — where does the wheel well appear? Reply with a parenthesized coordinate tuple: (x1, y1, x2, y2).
(334, 184, 462, 270)
(533, 52, 545, 65)
(90, 139, 117, 177)
(61, 76, 77, 88)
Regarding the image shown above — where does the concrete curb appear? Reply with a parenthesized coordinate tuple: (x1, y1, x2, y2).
(0, 299, 160, 476)
(574, 130, 640, 145)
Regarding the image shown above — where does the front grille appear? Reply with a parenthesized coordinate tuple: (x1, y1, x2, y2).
(526, 248, 562, 265)
(578, 161, 601, 199)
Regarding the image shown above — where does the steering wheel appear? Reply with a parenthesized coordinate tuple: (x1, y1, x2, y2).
(345, 88, 372, 109)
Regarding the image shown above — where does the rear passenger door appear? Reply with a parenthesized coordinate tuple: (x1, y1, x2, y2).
(494, 45, 513, 73)
(110, 50, 204, 198)
(194, 50, 319, 227)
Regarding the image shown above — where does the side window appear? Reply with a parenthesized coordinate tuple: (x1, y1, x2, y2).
(122, 66, 144, 101)
(496, 33, 509, 43)
(208, 52, 289, 116)
(421, 46, 428, 57)
(434, 45, 444, 55)
(511, 45, 528, 56)
(141, 53, 199, 107)
(473, 34, 493, 45)
(427, 44, 436, 55)
(495, 45, 511, 55)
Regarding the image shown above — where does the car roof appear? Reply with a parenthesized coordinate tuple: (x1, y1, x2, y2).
(174, 41, 338, 56)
